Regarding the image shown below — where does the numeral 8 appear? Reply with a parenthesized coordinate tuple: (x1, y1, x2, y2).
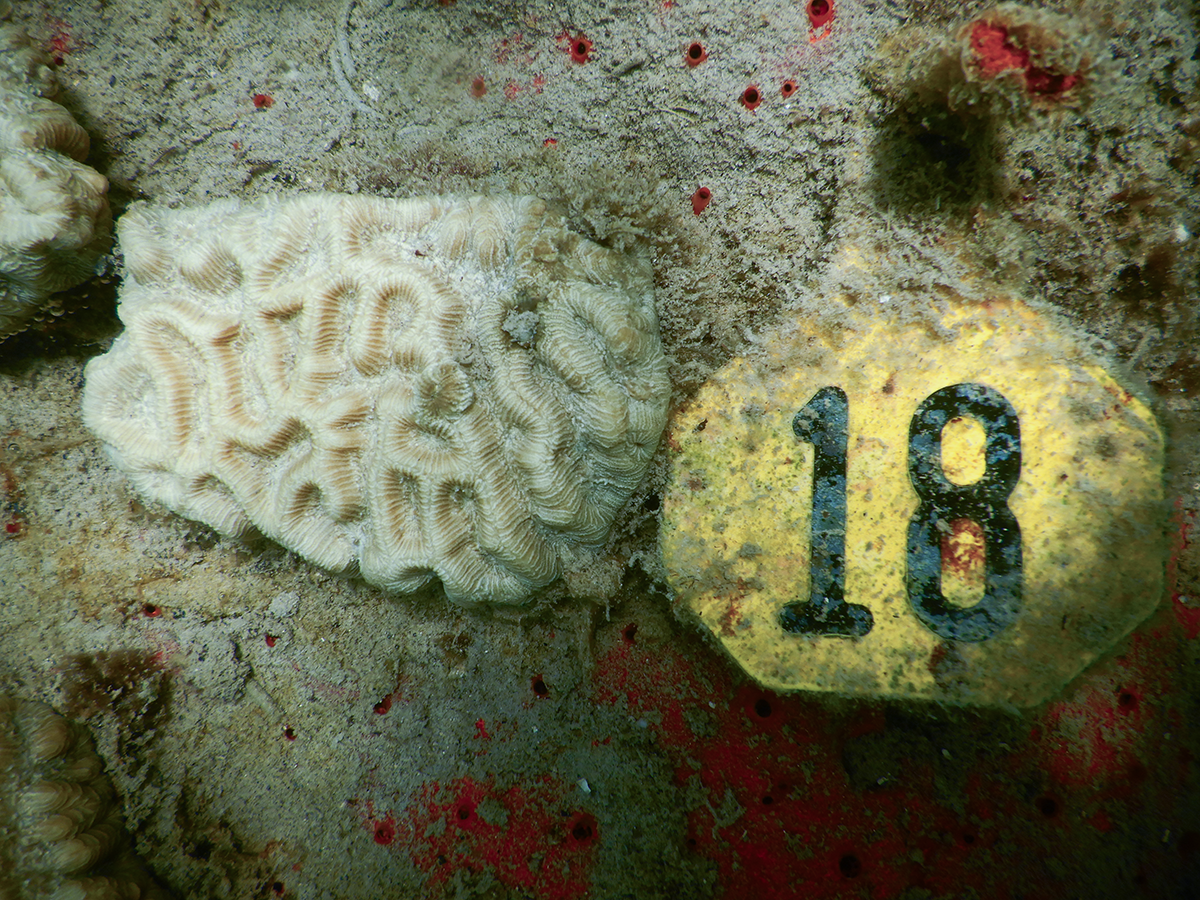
(907, 383, 1022, 642)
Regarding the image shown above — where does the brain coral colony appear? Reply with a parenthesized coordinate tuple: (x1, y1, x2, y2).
(82, 194, 670, 604)
(0, 693, 171, 899)
(0, 9, 110, 339)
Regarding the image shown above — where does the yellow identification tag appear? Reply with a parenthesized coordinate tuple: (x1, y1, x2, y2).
(662, 298, 1165, 707)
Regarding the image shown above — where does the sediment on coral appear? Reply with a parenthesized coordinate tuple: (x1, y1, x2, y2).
(82, 193, 670, 605)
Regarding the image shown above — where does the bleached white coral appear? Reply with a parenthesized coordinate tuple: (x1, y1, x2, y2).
(0, 15, 111, 339)
(0, 693, 172, 899)
(82, 193, 670, 604)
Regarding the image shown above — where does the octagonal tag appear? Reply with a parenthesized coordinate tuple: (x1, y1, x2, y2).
(662, 298, 1166, 707)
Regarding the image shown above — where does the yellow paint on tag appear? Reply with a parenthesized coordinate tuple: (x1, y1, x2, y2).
(662, 297, 1165, 708)
(942, 416, 987, 485)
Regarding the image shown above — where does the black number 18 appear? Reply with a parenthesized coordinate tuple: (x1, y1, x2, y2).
(780, 383, 1023, 643)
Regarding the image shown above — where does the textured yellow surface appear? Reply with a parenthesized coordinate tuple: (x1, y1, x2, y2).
(662, 298, 1166, 707)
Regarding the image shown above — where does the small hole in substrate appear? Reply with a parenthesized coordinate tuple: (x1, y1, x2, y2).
(754, 697, 772, 719)
(694, 418, 708, 432)
(1117, 689, 1138, 711)
(374, 821, 395, 845)
(569, 34, 592, 64)
(868, 104, 997, 215)
(570, 813, 597, 844)
(469, 76, 486, 98)
(961, 830, 977, 845)
(1035, 795, 1059, 818)
(284, 726, 296, 741)
(839, 854, 862, 878)
(740, 85, 761, 110)
(809, 0, 834, 28)
(761, 795, 774, 805)
(643, 494, 661, 512)
(781, 80, 797, 99)
(457, 803, 474, 822)
(685, 41, 707, 67)
(187, 840, 214, 861)
(531, 674, 549, 698)
(622, 623, 638, 643)
(143, 603, 161, 617)
(272, 883, 284, 896)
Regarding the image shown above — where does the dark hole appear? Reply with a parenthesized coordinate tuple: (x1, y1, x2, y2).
(643, 494, 661, 511)
(187, 840, 214, 861)
(688, 42, 703, 59)
(572, 822, 593, 841)
(457, 805, 472, 821)
(811, 0, 830, 15)
(761, 795, 773, 805)
(914, 130, 972, 171)
(532, 675, 549, 697)
(962, 831, 977, 845)
(745, 88, 759, 104)
(575, 41, 588, 55)
(1036, 796, 1059, 818)
(1117, 690, 1137, 710)
(272, 884, 284, 896)
(697, 188, 711, 200)
(754, 697, 772, 718)
(839, 854, 862, 878)
(622, 623, 638, 643)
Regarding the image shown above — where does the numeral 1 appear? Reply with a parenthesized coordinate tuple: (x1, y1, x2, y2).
(779, 387, 874, 637)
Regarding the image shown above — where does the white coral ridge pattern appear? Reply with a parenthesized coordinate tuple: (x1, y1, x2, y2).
(0, 18, 110, 338)
(0, 693, 171, 899)
(83, 194, 670, 604)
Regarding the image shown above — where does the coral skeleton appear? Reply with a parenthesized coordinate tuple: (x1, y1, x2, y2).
(0, 12, 110, 339)
(0, 694, 171, 898)
(83, 193, 670, 604)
